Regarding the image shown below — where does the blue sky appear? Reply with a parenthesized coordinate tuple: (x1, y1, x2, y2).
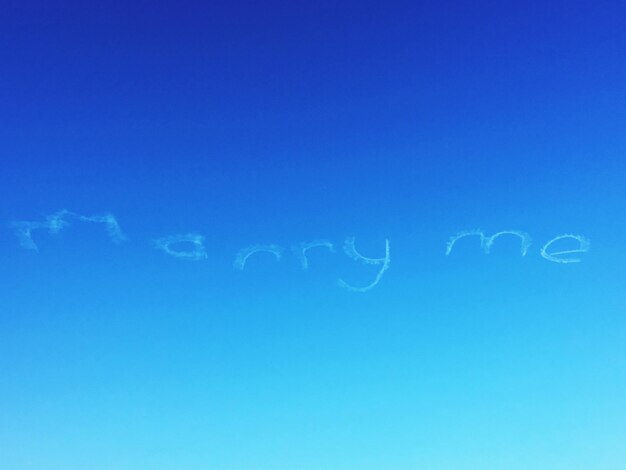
(1, 2, 625, 469)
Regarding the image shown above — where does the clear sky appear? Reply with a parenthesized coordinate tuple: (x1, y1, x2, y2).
(1, 2, 625, 469)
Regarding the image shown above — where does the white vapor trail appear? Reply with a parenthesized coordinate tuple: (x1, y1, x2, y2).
(234, 244, 283, 270)
(540, 234, 590, 264)
(338, 237, 390, 292)
(292, 240, 335, 269)
(153, 233, 208, 260)
(446, 229, 532, 256)
(11, 209, 125, 250)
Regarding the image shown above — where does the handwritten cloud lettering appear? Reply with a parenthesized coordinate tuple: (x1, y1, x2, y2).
(11, 210, 125, 250)
(234, 244, 283, 271)
(78, 214, 126, 243)
(11, 220, 50, 251)
(154, 233, 208, 260)
(338, 237, 391, 292)
(10, 210, 591, 292)
(292, 240, 335, 269)
(446, 229, 532, 256)
(540, 234, 590, 264)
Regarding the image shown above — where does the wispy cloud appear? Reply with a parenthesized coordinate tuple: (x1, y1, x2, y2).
(338, 237, 390, 292)
(11, 209, 126, 250)
(153, 233, 208, 260)
(234, 244, 283, 270)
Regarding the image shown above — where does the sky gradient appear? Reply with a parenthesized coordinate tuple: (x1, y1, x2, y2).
(1, 2, 626, 469)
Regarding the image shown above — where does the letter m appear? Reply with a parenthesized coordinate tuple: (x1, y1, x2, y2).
(446, 230, 532, 256)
